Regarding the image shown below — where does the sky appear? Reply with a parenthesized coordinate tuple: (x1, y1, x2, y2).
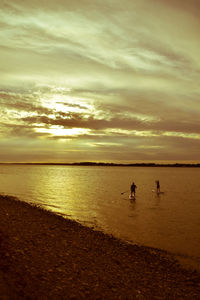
(0, 0, 200, 163)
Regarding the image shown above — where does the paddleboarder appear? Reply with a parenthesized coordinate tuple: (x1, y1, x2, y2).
(155, 180, 160, 193)
(130, 182, 137, 198)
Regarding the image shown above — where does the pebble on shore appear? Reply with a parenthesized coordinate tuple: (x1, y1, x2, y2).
(0, 194, 200, 299)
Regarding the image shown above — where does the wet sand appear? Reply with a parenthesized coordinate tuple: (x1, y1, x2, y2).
(0, 194, 200, 299)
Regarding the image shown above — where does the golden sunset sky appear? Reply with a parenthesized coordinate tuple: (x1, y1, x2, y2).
(0, 0, 200, 163)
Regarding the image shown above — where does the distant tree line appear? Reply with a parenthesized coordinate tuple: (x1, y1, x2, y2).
(1, 162, 200, 167)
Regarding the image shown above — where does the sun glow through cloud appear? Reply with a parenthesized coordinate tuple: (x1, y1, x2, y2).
(34, 126, 90, 137)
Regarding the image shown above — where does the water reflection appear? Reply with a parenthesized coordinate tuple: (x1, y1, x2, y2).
(0, 165, 200, 269)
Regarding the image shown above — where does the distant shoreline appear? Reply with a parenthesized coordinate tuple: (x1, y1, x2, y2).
(0, 162, 200, 167)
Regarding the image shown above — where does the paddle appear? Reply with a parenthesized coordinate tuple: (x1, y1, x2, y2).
(121, 190, 129, 195)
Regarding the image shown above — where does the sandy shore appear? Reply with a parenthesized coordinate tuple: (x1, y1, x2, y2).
(0, 195, 200, 299)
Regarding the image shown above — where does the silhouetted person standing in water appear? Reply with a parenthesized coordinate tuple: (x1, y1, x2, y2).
(130, 182, 137, 197)
(155, 180, 160, 193)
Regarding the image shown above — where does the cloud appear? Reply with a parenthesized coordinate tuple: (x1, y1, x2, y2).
(0, 91, 53, 115)
(0, 0, 200, 162)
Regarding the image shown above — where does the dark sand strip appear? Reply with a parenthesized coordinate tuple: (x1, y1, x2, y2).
(0, 195, 200, 299)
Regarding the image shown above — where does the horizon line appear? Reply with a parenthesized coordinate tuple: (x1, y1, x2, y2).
(0, 162, 200, 167)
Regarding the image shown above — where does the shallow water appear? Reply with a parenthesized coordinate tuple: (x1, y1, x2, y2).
(0, 165, 200, 269)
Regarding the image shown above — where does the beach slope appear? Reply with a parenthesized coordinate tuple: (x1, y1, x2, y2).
(0, 194, 200, 299)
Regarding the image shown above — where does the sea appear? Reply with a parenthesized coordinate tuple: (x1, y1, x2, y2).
(0, 164, 200, 270)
